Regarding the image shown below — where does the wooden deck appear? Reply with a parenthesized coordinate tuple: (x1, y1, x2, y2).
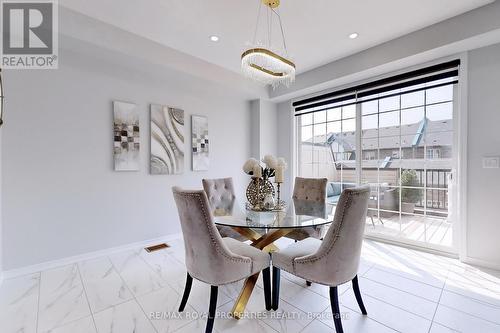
(365, 213, 453, 247)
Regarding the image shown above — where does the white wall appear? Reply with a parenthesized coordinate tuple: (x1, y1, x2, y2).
(250, 100, 261, 158)
(249, 99, 278, 159)
(277, 101, 293, 199)
(259, 100, 278, 158)
(0, 126, 3, 281)
(466, 43, 500, 266)
(1, 44, 254, 270)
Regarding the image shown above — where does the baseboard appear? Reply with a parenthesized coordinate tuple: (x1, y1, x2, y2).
(3, 233, 183, 280)
(462, 256, 500, 271)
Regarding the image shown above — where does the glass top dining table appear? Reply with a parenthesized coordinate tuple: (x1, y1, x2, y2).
(212, 198, 337, 319)
(213, 198, 337, 230)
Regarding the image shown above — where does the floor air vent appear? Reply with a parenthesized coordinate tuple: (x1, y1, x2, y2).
(145, 243, 170, 253)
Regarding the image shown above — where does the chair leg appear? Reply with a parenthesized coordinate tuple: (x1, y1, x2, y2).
(263, 267, 272, 310)
(329, 286, 344, 333)
(272, 266, 280, 310)
(370, 215, 376, 227)
(352, 275, 368, 315)
(306, 281, 312, 286)
(205, 286, 218, 333)
(178, 273, 193, 312)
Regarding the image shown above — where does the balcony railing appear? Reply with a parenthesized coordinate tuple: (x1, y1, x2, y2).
(336, 167, 451, 212)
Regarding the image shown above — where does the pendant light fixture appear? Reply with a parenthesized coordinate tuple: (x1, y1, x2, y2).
(241, 0, 295, 88)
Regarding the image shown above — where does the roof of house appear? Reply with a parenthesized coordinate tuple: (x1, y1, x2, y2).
(303, 118, 453, 150)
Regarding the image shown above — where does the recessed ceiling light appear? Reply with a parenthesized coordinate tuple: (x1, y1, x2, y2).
(349, 33, 359, 39)
(209, 35, 219, 42)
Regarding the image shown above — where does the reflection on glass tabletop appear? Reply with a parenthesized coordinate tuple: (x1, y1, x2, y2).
(213, 199, 336, 229)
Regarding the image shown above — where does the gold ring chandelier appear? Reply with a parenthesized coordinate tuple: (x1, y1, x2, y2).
(241, 0, 295, 88)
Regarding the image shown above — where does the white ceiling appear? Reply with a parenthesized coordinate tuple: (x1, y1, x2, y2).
(60, 0, 494, 74)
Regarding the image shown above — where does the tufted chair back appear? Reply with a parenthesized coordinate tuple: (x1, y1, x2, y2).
(293, 199, 328, 219)
(292, 177, 328, 202)
(172, 187, 253, 285)
(294, 185, 370, 285)
(202, 178, 236, 216)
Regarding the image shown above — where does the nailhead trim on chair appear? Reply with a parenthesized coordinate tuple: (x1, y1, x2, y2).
(174, 191, 253, 271)
(294, 188, 368, 265)
(287, 188, 369, 286)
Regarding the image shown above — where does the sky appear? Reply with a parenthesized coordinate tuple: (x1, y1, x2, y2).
(300, 84, 453, 141)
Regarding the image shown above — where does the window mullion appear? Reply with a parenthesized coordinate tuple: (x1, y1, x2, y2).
(355, 93, 362, 185)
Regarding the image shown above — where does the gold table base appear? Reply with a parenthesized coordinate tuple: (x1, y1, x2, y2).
(230, 227, 293, 319)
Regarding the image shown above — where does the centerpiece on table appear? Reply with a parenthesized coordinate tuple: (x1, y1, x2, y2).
(243, 155, 287, 211)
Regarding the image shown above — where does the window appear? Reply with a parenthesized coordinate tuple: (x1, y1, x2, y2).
(294, 60, 459, 250)
(427, 148, 441, 159)
(297, 105, 356, 183)
(364, 151, 376, 160)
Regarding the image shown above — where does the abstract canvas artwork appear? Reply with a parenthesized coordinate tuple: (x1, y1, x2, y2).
(150, 104, 185, 174)
(191, 115, 209, 171)
(113, 101, 140, 171)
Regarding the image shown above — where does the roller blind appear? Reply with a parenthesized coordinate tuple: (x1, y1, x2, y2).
(293, 59, 460, 116)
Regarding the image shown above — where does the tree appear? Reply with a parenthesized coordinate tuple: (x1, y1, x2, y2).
(401, 170, 422, 204)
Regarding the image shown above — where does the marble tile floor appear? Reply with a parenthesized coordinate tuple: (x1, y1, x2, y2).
(1, 238, 499, 333)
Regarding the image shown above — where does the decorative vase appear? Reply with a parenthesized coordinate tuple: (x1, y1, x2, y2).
(246, 177, 276, 208)
(262, 193, 276, 210)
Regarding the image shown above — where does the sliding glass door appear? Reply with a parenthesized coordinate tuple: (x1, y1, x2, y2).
(360, 83, 454, 249)
(295, 62, 459, 252)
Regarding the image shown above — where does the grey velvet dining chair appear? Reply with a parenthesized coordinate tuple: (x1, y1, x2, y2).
(202, 177, 247, 242)
(272, 185, 371, 333)
(286, 177, 329, 286)
(172, 187, 271, 333)
(286, 177, 329, 241)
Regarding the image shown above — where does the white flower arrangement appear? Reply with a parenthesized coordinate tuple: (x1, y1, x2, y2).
(262, 155, 278, 170)
(242, 158, 260, 174)
(243, 155, 288, 180)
